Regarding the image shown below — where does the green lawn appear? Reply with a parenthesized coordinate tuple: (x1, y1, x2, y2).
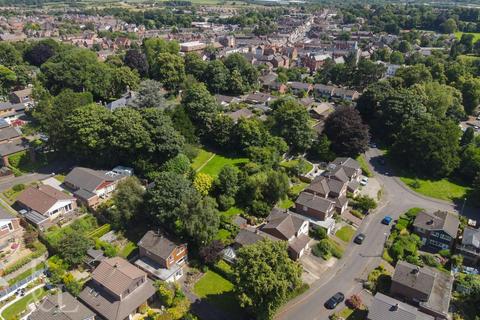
(335, 226, 356, 242)
(336, 307, 368, 320)
(455, 31, 480, 42)
(356, 155, 373, 177)
(191, 149, 214, 171)
(193, 271, 245, 319)
(290, 182, 308, 196)
(119, 241, 137, 259)
(199, 154, 249, 178)
(220, 206, 243, 219)
(215, 229, 232, 242)
(399, 176, 471, 202)
(278, 197, 294, 209)
(280, 159, 314, 175)
(2, 287, 48, 320)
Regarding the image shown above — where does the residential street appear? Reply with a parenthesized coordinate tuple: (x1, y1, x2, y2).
(275, 148, 467, 320)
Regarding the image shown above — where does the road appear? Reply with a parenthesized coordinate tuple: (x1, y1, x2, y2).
(275, 148, 463, 320)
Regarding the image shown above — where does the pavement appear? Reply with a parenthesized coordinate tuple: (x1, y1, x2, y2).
(275, 147, 467, 320)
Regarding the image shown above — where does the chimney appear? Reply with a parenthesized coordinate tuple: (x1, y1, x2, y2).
(391, 303, 399, 311)
(412, 266, 420, 275)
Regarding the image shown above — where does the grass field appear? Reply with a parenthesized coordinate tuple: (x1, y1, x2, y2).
(278, 197, 294, 209)
(280, 159, 314, 175)
(455, 31, 480, 42)
(191, 149, 215, 171)
(335, 226, 356, 243)
(193, 271, 245, 319)
(2, 287, 48, 320)
(198, 154, 249, 178)
(399, 176, 471, 202)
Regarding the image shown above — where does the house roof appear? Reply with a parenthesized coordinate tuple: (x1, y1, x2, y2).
(325, 166, 349, 183)
(0, 126, 21, 141)
(11, 88, 32, 99)
(0, 138, 29, 157)
(137, 231, 182, 260)
(259, 72, 278, 85)
(289, 82, 311, 90)
(309, 176, 345, 196)
(462, 227, 480, 248)
(262, 208, 305, 240)
(392, 261, 436, 298)
(295, 191, 334, 214)
(310, 102, 333, 116)
(0, 206, 14, 220)
(413, 211, 460, 238)
(288, 234, 310, 255)
(368, 293, 434, 320)
(16, 185, 74, 215)
(65, 167, 124, 193)
(91, 257, 146, 297)
(234, 229, 264, 247)
(79, 277, 156, 320)
(29, 292, 95, 320)
(226, 108, 254, 122)
(245, 92, 275, 103)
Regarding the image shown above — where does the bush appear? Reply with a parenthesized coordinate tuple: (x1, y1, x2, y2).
(350, 209, 364, 219)
(309, 226, 327, 240)
(217, 195, 235, 211)
(439, 249, 451, 258)
(421, 254, 440, 268)
(346, 294, 362, 309)
(12, 183, 25, 192)
(312, 239, 332, 259)
(352, 195, 377, 211)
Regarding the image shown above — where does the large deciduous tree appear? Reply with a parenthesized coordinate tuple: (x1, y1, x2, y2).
(324, 106, 370, 157)
(124, 49, 149, 78)
(150, 52, 185, 91)
(129, 80, 166, 109)
(234, 239, 303, 320)
(106, 176, 145, 229)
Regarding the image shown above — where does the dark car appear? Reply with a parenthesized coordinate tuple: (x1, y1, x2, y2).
(354, 233, 366, 244)
(325, 292, 345, 309)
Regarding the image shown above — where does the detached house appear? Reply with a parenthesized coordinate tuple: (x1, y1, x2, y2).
(305, 176, 348, 214)
(456, 227, 480, 266)
(412, 210, 459, 251)
(0, 207, 21, 247)
(29, 292, 95, 320)
(135, 231, 187, 282)
(261, 208, 311, 260)
(79, 257, 156, 320)
(64, 167, 127, 208)
(295, 191, 335, 221)
(16, 185, 76, 228)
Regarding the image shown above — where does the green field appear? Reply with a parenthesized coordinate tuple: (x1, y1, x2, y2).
(2, 287, 49, 320)
(198, 154, 249, 178)
(191, 149, 215, 171)
(400, 176, 471, 202)
(455, 31, 480, 42)
(335, 226, 356, 243)
(193, 271, 245, 319)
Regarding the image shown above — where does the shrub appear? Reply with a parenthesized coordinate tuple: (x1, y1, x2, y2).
(346, 294, 362, 309)
(312, 239, 332, 259)
(350, 209, 364, 219)
(12, 183, 25, 192)
(439, 249, 451, 258)
(309, 226, 327, 240)
(421, 254, 440, 268)
(217, 195, 235, 211)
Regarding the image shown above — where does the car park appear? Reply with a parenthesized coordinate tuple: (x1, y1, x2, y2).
(325, 292, 345, 309)
(382, 216, 392, 225)
(354, 233, 366, 244)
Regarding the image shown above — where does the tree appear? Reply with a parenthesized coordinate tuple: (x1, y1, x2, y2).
(182, 82, 220, 136)
(441, 18, 457, 34)
(0, 42, 21, 67)
(182, 196, 220, 246)
(63, 273, 82, 296)
(184, 52, 207, 80)
(234, 118, 271, 151)
(160, 153, 191, 175)
(234, 239, 302, 320)
(228, 69, 246, 94)
(215, 165, 240, 198)
(0, 65, 17, 95)
(203, 60, 229, 93)
(24, 39, 59, 66)
(263, 170, 289, 205)
(124, 49, 149, 77)
(396, 64, 432, 87)
(57, 232, 92, 267)
(461, 127, 475, 146)
(107, 177, 145, 229)
(398, 40, 412, 53)
(151, 52, 185, 91)
(416, 82, 464, 120)
(459, 145, 480, 183)
(391, 118, 461, 178)
(199, 240, 224, 264)
(129, 80, 166, 109)
(324, 106, 370, 157)
(193, 172, 214, 196)
(308, 134, 336, 162)
(143, 38, 179, 67)
(271, 98, 314, 153)
(352, 59, 386, 88)
(390, 51, 405, 64)
(460, 77, 480, 115)
(110, 66, 140, 98)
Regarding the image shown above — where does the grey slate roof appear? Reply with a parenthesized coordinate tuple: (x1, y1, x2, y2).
(295, 191, 334, 214)
(462, 227, 480, 248)
(262, 209, 305, 240)
(413, 210, 460, 238)
(137, 230, 180, 260)
(226, 108, 254, 122)
(0, 126, 21, 141)
(65, 167, 124, 193)
(368, 293, 434, 320)
(0, 138, 29, 157)
(392, 261, 436, 298)
(234, 229, 264, 247)
(0, 206, 14, 220)
(29, 292, 95, 320)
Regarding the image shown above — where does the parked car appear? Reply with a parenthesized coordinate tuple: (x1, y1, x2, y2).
(325, 292, 345, 309)
(354, 233, 366, 244)
(382, 216, 392, 225)
(360, 177, 368, 186)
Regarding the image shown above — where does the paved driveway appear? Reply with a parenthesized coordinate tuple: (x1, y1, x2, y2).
(275, 147, 464, 320)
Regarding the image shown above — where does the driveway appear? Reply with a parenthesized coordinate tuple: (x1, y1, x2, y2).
(275, 147, 465, 320)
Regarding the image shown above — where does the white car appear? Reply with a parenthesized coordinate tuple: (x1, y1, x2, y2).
(360, 177, 368, 186)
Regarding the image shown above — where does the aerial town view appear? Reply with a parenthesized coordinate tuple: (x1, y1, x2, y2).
(0, 0, 478, 319)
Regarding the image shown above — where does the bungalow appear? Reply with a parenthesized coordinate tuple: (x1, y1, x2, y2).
(9, 88, 32, 104)
(226, 108, 254, 123)
(135, 231, 188, 282)
(412, 210, 459, 251)
(29, 292, 95, 320)
(16, 185, 77, 222)
(215, 94, 241, 107)
(64, 167, 127, 209)
(79, 257, 157, 320)
(456, 227, 480, 266)
(288, 82, 313, 95)
(244, 92, 276, 106)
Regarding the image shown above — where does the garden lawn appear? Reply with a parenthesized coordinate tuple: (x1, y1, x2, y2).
(193, 271, 245, 319)
(7, 262, 45, 286)
(119, 241, 137, 259)
(2, 287, 48, 320)
(199, 154, 249, 178)
(280, 159, 314, 175)
(215, 229, 232, 241)
(455, 31, 480, 42)
(337, 307, 368, 320)
(335, 226, 356, 242)
(290, 182, 308, 196)
(278, 197, 294, 209)
(220, 207, 243, 220)
(399, 176, 471, 202)
(191, 149, 214, 171)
